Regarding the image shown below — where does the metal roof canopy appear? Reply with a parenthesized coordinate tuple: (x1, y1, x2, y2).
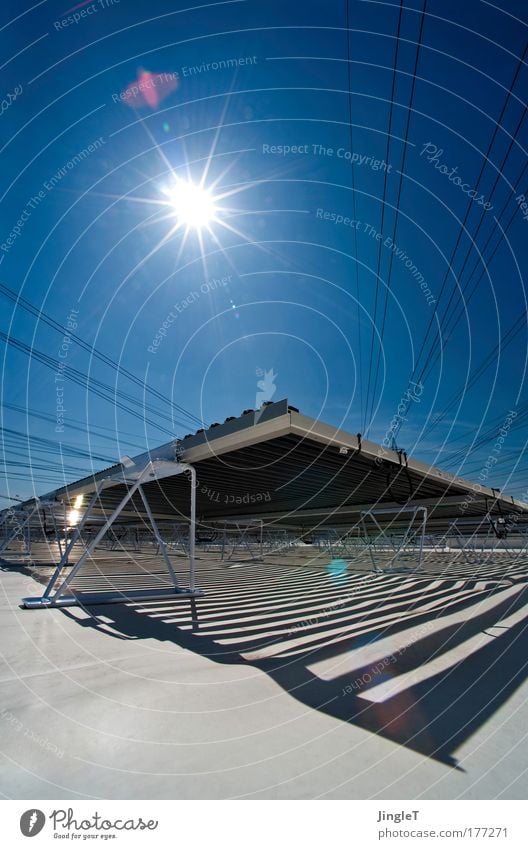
(42, 398, 528, 528)
(17, 399, 528, 609)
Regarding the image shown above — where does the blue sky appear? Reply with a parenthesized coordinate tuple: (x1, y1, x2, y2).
(1, 0, 528, 501)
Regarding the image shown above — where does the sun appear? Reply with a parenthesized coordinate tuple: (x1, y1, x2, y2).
(103, 130, 260, 272)
(163, 178, 217, 232)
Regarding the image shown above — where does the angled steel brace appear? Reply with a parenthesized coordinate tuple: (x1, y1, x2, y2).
(42, 481, 107, 600)
(137, 484, 179, 587)
(23, 459, 201, 608)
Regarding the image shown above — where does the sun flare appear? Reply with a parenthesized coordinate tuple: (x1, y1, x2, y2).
(163, 178, 217, 231)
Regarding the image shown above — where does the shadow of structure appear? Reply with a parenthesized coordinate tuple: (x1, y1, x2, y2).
(55, 550, 528, 769)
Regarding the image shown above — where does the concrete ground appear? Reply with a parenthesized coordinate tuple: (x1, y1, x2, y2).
(1, 547, 528, 799)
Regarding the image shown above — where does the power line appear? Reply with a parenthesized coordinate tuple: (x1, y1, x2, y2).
(0, 282, 205, 429)
(0, 330, 178, 437)
(367, 0, 427, 434)
(414, 48, 528, 390)
(418, 172, 528, 395)
(345, 0, 364, 419)
(363, 0, 404, 432)
(407, 42, 528, 390)
(1, 401, 147, 452)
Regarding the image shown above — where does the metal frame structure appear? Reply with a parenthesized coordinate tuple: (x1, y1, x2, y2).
(0, 504, 36, 558)
(360, 506, 428, 573)
(0, 500, 69, 560)
(314, 527, 366, 560)
(218, 520, 264, 561)
(22, 459, 202, 608)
